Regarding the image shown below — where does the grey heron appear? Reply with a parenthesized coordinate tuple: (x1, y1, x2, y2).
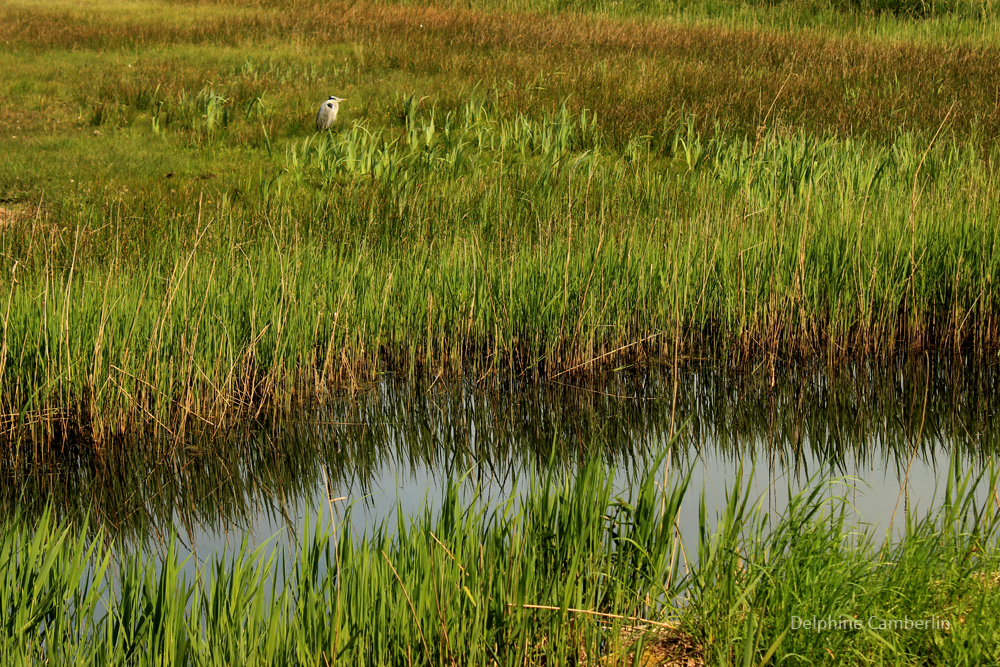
(315, 95, 346, 131)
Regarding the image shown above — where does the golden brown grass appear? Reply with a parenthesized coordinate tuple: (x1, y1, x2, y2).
(3, 0, 999, 147)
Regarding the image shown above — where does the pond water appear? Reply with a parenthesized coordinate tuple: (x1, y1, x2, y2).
(2, 357, 998, 570)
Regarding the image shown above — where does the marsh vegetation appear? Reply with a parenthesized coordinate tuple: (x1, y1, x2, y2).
(3, 0, 1000, 662)
(5, 455, 1000, 666)
(0, 361, 995, 663)
(3, 0, 1000, 445)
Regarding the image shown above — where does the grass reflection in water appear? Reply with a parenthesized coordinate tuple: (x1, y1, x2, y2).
(2, 359, 997, 546)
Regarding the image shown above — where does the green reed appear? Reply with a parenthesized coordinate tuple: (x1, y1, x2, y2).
(2, 456, 998, 665)
(3, 104, 1000, 443)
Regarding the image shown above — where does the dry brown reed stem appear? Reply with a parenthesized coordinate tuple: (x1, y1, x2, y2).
(550, 332, 666, 379)
(507, 603, 678, 629)
(429, 532, 469, 578)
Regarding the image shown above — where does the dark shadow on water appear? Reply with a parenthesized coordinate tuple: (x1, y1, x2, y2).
(1, 356, 997, 550)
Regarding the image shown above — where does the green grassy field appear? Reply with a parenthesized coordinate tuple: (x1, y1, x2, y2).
(3, 0, 1000, 444)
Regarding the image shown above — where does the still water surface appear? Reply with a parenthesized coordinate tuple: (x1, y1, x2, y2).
(3, 358, 997, 569)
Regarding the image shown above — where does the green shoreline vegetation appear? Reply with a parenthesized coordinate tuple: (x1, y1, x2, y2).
(2, 0, 1000, 444)
(3, 458, 1000, 665)
(4, 1, 1000, 663)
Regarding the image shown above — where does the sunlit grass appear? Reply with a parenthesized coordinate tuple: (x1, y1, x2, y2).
(2, 457, 999, 664)
(4, 109, 1000, 444)
(3, 0, 1000, 444)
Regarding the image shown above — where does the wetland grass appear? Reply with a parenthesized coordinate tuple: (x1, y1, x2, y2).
(4, 0, 1000, 444)
(4, 116, 1000, 444)
(4, 4, 999, 665)
(2, 457, 999, 665)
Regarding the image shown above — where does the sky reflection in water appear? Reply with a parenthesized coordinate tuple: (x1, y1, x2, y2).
(2, 357, 997, 570)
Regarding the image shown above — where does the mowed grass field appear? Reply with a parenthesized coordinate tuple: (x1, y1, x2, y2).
(3, 0, 1000, 444)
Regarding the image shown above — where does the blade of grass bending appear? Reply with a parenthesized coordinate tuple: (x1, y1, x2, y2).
(755, 627, 789, 667)
(381, 549, 432, 662)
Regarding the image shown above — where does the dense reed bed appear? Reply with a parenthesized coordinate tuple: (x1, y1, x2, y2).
(4, 0, 1000, 444)
(4, 112, 1000, 444)
(3, 457, 999, 665)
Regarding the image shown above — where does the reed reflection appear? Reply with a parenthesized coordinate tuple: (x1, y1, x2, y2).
(0, 357, 996, 546)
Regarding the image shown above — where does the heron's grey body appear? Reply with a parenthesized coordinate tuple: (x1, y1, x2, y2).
(315, 96, 346, 131)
